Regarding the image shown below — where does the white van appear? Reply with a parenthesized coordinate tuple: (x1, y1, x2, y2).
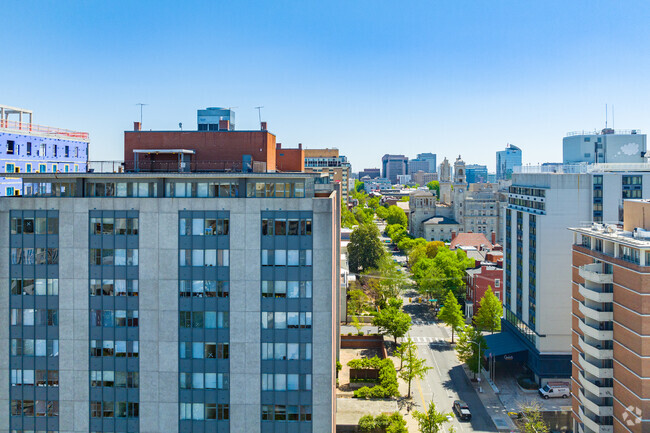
(538, 382, 570, 399)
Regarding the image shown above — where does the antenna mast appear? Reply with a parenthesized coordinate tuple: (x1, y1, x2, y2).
(605, 104, 608, 129)
(136, 103, 148, 125)
(255, 106, 264, 124)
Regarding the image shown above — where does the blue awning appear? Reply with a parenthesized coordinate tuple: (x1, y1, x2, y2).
(484, 331, 528, 361)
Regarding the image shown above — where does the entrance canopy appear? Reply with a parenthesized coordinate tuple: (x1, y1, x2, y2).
(484, 332, 528, 362)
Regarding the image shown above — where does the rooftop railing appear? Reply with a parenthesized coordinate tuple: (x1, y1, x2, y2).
(566, 129, 641, 136)
(0, 119, 89, 141)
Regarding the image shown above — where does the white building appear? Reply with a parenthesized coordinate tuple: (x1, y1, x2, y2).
(563, 129, 646, 165)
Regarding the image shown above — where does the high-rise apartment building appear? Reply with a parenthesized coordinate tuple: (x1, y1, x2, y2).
(570, 199, 650, 433)
(304, 148, 351, 202)
(465, 164, 488, 184)
(496, 166, 650, 383)
(0, 171, 340, 433)
(496, 144, 522, 181)
(381, 155, 408, 184)
(563, 129, 646, 165)
(0, 105, 89, 196)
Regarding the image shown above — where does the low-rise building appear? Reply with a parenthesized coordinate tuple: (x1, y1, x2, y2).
(304, 147, 351, 202)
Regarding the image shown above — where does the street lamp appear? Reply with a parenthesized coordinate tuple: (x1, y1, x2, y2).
(468, 340, 482, 380)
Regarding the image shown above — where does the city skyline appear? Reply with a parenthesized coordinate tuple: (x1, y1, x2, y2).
(3, 1, 650, 171)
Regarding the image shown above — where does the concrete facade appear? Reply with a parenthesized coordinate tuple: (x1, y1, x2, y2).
(563, 130, 646, 165)
(0, 172, 339, 433)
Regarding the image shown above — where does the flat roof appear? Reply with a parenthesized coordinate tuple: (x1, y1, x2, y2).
(133, 149, 196, 154)
(570, 226, 650, 248)
(16, 172, 323, 180)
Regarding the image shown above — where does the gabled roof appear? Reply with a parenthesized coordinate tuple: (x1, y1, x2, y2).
(450, 233, 493, 250)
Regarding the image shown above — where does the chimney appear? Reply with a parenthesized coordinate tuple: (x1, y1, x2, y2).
(451, 230, 457, 241)
(261, 121, 267, 131)
(276, 143, 282, 150)
(133, 122, 141, 131)
(298, 143, 303, 150)
(491, 231, 496, 245)
(219, 119, 230, 130)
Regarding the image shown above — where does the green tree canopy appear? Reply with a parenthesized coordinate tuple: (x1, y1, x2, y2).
(386, 224, 408, 244)
(348, 223, 384, 274)
(341, 203, 357, 228)
(375, 206, 389, 220)
(386, 205, 408, 226)
(398, 236, 426, 254)
(455, 325, 487, 377)
(412, 402, 453, 433)
(425, 241, 445, 259)
(353, 206, 374, 225)
(372, 298, 412, 344)
(397, 338, 432, 398)
(438, 290, 465, 343)
(355, 180, 365, 193)
(521, 404, 550, 433)
(427, 180, 440, 199)
(367, 196, 381, 210)
(474, 286, 503, 334)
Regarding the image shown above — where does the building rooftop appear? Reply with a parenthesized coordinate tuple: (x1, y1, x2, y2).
(422, 216, 459, 225)
(450, 232, 493, 250)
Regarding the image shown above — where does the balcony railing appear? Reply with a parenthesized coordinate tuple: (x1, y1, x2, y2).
(0, 119, 89, 141)
(84, 160, 267, 174)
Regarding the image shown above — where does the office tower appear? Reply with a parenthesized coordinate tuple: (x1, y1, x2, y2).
(197, 107, 236, 131)
(411, 171, 438, 186)
(465, 164, 488, 184)
(0, 104, 89, 196)
(439, 158, 451, 182)
(1, 171, 340, 433)
(417, 153, 437, 173)
(381, 155, 408, 184)
(494, 166, 650, 384)
(496, 144, 522, 181)
(570, 199, 650, 433)
(408, 153, 436, 175)
(563, 129, 646, 165)
(303, 148, 351, 202)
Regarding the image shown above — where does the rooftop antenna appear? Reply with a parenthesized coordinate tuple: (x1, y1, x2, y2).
(605, 104, 608, 129)
(255, 106, 264, 124)
(136, 103, 148, 125)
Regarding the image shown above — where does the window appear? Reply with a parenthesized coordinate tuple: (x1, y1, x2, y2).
(65, 145, 69, 157)
(54, 146, 58, 157)
(26, 163, 31, 173)
(26, 142, 31, 155)
(7, 140, 14, 154)
(495, 279, 500, 288)
(39, 164, 46, 173)
(6, 163, 14, 173)
(52, 164, 57, 172)
(6, 187, 14, 196)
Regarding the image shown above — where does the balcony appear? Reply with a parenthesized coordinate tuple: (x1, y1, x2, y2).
(579, 389, 613, 417)
(578, 319, 613, 341)
(578, 336, 613, 361)
(580, 406, 613, 433)
(579, 353, 613, 379)
(579, 371, 613, 399)
(579, 302, 613, 323)
(579, 264, 613, 285)
(578, 284, 613, 303)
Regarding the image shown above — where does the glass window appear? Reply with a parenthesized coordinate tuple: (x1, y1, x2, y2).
(205, 250, 217, 266)
(275, 250, 287, 266)
(192, 250, 204, 266)
(275, 374, 286, 391)
(192, 218, 204, 235)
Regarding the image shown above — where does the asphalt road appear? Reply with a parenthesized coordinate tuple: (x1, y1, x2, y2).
(404, 301, 498, 433)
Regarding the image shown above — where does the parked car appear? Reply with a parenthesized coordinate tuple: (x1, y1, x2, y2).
(453, 400, 471, 421)
(538, 382, 570, 399)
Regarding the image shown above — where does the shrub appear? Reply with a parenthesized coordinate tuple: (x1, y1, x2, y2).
(517, 376, 538, 390)
(357, 412, 406, 433)
(358, 414, 376, 432)
(352, 358, 399, 399)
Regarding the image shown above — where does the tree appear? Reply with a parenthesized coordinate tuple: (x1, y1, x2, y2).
(341, 204, 357, 228)
(355, 180, 365, 193)
(353, 206, 374, 225)
(386, 205, 408, 226)
(372, 298, 412, 344)
(520, 403, 550, 433)
(473, 286, 503, 333)
(412, 402, 453, 433)
(347, 284, 371, 316)
(373, 255, 408, 300)
(438, 290, 465, 343)
(398, 236, 426, 254)
(455, 325, 487, 378)
(348, 224, 384, 273)
(426, 180, 440, 200)
(397, 337, 432, 398)
(367, 196, 381, 210)
(425, 241, 445, 259)
(375, 206, 389, 220)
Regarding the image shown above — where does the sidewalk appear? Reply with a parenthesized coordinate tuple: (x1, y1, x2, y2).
(460, 363, 518, 432)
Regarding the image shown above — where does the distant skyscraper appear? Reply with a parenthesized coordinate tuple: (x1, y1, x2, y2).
(562, 128, 646, 164)
(409, 153, 436, 174)
(197, 107, 235, 131)
(381, 154, 408, 183)
(358, 168, 381, 179)
(496, 144, 522, 180)
(465, 164, 488, 183)
(439, 157, 451, 182)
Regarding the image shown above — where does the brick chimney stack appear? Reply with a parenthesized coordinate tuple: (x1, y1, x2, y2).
(451, 230, 457, 241)
(491, 231, 496, 245)
(134, 122, 141, 131)
(218, 120, 230, 130)
(261, 121, 267, 131)
(299, 143, 303, 150)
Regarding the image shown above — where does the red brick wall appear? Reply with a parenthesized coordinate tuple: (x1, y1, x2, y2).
(275, 147, 304, 172)
(469, 267, 504, 315)
(124, 130, 278, 170)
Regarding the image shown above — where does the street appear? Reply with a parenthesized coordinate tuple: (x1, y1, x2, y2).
(404, 300, 498, 432)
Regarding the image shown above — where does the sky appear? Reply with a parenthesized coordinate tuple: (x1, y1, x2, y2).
(3, 0, 650, 172)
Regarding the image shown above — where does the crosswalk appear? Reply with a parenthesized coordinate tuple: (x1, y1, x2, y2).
(410, 336, 447, 345)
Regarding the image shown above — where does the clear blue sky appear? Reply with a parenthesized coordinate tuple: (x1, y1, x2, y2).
(3, 1, 650, 172)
